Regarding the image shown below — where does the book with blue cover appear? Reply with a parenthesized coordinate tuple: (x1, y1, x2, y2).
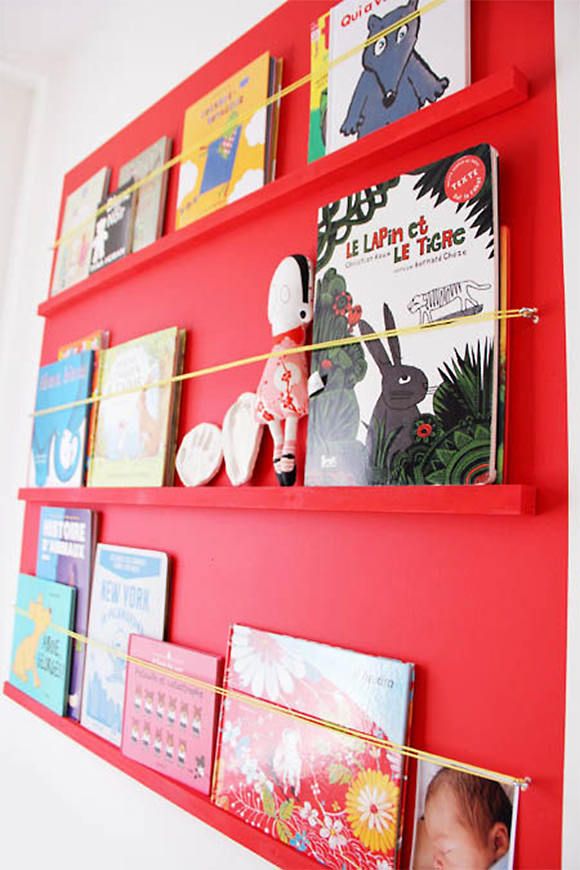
(29, 350, 94, 487)
(36, 507, 96, 720)
(80, 543, 169, 746)
(10, 573, 76, 715)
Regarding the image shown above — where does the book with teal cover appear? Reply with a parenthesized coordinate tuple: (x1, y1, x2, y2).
(29, 350, 94, 487)
(10, 573, 76, 715)
(80, 543, 169, 746)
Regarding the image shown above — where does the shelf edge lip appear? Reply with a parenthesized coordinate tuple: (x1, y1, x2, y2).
(37, 66, 529, 319)
(17, 484, 537, 516)
(2, 682, 317, 869)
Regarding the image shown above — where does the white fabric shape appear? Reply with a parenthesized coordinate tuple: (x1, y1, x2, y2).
(176, 423, 223, 487)
(222, 392, 264, 486)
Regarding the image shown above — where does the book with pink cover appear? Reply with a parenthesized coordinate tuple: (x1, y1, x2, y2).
(212, 624, 414, 868)
(121, 635, 223, 795)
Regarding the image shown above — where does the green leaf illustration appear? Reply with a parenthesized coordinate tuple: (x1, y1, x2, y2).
(261, 786, 276, 818)
(328, 763, 353, 785)
(279, 799, 294, 821)
(276, 820, 292, 844)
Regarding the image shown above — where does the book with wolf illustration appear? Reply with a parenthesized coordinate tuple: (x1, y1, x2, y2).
(10, 573, 76, 715)
(80, 544, 169, 746)
(51, 167, 110, 294)
(36, 507, 96, 719)
(119, 137, 172, 252)
(305, 143, 501, 487)
(410, 761, 519, 870)
(213, 624, 414, 869)
(121, 636, 223, 794)
(87, 327, 185, 487)
(321, 0, 469, 158)
(175, 52, 282, 228)
(29, 351, 94, 488)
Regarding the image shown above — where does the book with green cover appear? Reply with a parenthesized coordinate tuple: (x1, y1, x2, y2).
(87, 327, 185, 487)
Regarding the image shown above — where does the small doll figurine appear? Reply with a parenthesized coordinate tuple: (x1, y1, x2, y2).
(255, 255, 314, 486)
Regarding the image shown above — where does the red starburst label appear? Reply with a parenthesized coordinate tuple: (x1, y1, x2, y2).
(444, 155, 486, 203)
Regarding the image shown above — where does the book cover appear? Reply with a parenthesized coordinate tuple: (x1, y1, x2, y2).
(51, 167, 110, 294)
(57, 330, 110, 360)
(36, 507, 95, 720)
(305, 144, 500, 487)
(121, 636, 223, 795)
(308, 13, 330, 162)
(87, 327, 183, 487)
(29, 350, 94, 488)
(326, 0, 469, 156)
(119, 137, 172, 252)
(175, 53, 273, 228)
(213, 625, 414, 868)
(10, 573, 76, 716)
(80, 544, 169, 746)
(410, 761, 519, 870)
(89, 180, 136, 273)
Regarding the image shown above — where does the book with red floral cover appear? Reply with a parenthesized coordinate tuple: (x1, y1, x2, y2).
(212, 625, 414, 869)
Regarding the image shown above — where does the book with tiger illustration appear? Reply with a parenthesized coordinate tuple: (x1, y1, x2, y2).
(305, 143, 502, 487)
(121, 636, 223, 794)
(213, 624, 414, 868)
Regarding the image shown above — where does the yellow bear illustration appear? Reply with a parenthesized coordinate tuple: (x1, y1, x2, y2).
(12, 594, 52, 688)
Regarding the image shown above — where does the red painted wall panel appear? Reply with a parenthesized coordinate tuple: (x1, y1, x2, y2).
(25, 2, 568, 867)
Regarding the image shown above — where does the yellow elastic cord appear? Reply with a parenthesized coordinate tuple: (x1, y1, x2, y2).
(13, 605, 530, 791)
(51, 0, 445, 252)
(32, 306, 539, 418)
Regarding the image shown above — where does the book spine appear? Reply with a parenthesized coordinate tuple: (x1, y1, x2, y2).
(86, 348, 106, 485)
(164, 329, 187, 486)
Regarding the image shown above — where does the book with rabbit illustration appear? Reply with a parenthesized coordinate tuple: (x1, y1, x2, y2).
(36, 507, 96, 720)
(325, 0, 470, 156)
(10, 573, 76, 715)
(175, 53, 282, 229)
(410, 761, 518, 870)
(80, 544, 170, 746)
(29, 351, 94, 488)
(121, 636, 223, 794)
(87, 327, 185, 487)
(51, 167, 110, 295)
(305, 143, 501, 486)
(212, 624, 414, 869)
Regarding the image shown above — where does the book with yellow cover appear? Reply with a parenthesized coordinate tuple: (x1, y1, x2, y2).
(175, 53, 278, 228)
(87, 327, 185, 487)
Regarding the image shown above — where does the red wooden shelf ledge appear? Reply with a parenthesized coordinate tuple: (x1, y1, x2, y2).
(38, 66, 528, 318)
(18, 484, 536, 515)
(3, 683, 317, 869)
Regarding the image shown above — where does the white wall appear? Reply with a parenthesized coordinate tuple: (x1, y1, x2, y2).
(556, 1, 580, 867)
(0, 3, 278, 868)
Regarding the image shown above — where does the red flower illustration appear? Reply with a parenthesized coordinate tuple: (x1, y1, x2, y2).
(347, 305, 362, 327)
(416, 423, 433, 439)
(332, 291, 353, 316)
(321, 359, 333, 370)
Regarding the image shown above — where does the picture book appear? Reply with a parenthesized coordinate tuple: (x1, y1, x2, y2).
(308, 13, 330, 162)
(213, 625, 414, 868)
(175, 53, 279, 228)
(305, 143, 501, 487)
(58, 330, 110, 477)
(325, 0, 470, 156)
(121, 636, 223, 795)
(81, 544, 170, 746)
(36, 507, 95, 720)
(119, 137, 172, 252)
(29, 350, 94, 488)
(10, 573, 76, 716)
(57, 330, 110, 360)
(87, 327, 185, 487)
(410, 761, 519, 870)
(51, 167, 110, 294)
(89, 180, 136, 273)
